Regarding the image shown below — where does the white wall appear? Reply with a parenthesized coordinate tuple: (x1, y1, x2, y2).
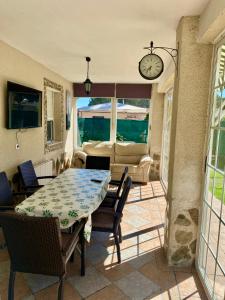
(0, 41, 74, 177)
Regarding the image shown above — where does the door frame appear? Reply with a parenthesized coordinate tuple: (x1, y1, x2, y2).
(195, 36, 225, 300)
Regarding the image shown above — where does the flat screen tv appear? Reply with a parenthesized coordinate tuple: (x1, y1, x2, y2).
(7, 81, 42, 129)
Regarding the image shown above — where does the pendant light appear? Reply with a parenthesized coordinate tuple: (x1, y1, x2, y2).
(84, 56, 92, 94)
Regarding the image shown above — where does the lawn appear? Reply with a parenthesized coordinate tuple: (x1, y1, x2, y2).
(209, 170, 225, 204)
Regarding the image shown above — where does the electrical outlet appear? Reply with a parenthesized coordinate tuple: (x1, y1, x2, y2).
(16, 144, 20, 150)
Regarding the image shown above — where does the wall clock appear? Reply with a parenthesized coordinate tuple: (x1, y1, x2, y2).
(138, 41, 178, 80)
(139, 53, 164, 80)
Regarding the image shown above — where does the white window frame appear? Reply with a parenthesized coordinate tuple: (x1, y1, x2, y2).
(74, 97, 151, 149)
(196, 37, 225, 300)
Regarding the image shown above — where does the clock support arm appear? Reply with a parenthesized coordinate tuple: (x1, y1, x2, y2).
(144, 41, 178, 71)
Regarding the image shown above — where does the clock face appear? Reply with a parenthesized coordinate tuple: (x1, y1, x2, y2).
(139, 54, 164, 80)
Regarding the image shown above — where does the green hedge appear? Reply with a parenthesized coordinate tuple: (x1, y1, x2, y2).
(78, 118, 148, 144)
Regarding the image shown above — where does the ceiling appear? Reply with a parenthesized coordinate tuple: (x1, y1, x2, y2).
(0, 0, 209, 83)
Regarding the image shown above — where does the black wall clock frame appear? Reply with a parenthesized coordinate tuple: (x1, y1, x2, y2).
(139, 41, 178, 80)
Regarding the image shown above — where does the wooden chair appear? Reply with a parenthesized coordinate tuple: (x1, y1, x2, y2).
(18, 160, 56, 193)
(85, 156, 110, 170)
(0, 213, 86, 300)
(92, 176, 132, 263)
(0, 171, 29, 211)
(100, 166, 128, 208)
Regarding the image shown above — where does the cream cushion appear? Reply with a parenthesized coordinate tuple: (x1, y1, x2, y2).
(111, 164, 139, 174)
(115, 155, 141, 164)
(115, 142, 148, 164)
(83, 141, 115, 163)
(73, 141, 152, 183)
(115, 143, 148, 155)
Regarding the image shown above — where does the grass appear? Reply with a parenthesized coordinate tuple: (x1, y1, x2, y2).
(209, 170, 225, 204)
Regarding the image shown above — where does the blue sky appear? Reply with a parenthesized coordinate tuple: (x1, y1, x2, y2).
(77, 97, 91, 108)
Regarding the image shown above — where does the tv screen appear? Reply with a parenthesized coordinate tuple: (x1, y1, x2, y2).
(7, 81, 42, 129)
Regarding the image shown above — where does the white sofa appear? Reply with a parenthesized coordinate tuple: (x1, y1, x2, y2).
(72, 141, 153, 183)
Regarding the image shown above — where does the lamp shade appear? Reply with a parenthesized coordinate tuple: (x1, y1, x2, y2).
(84, 78, 92, 94)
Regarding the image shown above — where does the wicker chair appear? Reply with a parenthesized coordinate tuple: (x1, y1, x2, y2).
(100, 166, 128, 208)
(92, 176, 132, 263)
(85, 156, 110, 170)
(0, 213, 86, 300)
(0, 171, 29, 211)
(18, 160, 56, 193)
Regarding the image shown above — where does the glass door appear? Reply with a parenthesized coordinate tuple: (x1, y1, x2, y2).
(197, 42, 225, 300)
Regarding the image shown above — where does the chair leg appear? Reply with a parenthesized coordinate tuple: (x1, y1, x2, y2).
(114, 233, 121, 263)
(80, 228, 85, 276)
(58, 277, 64, 300)
(118, 224, 122, 243)
(8, 270, 16, 300)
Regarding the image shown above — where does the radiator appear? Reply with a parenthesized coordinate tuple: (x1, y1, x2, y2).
(34, 160, 53, 185)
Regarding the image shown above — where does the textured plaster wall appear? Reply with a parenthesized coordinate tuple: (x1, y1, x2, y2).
(165, 17, 213, 266)
(0, 41, 74, 178)
(199, 0, 225, 43)
(150, 84, 164, 180)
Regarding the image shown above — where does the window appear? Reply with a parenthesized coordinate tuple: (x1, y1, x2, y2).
(75, 97, 151, 147)
(116, 98, 150, 143)
(77, 97, 111, 146)
(46, 87, 62, 145)
(197, 42, 225, 300)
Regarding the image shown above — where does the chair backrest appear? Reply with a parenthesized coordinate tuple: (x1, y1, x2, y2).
(116, 166, 128, 198)
(116, 176, 132, 214)
(0, 213, 65, 276)
(0, 172, 13, 206)
(86, 155, 110, 170)
(18, 160, 39, 188)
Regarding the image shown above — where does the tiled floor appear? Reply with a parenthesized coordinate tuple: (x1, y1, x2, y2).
(0, 181, 208, 299)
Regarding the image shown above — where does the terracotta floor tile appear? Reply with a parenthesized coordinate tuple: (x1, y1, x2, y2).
(0, 181, 208, 300)
(120, 222, 135, 234)
(95, 262, 134, 281)
(86, 284, 129, 300)
(175, 272, 208, 299)
(34, 281, 81, 300)
(0, 272, 31, 300)
(139, 237, 162, 252)
(154, 248, 174, 272)
(140, 260, 177, 290)
(115, 270, 160, 299)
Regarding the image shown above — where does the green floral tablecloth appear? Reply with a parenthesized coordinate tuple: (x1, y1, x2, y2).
(15, 168, 111, 240)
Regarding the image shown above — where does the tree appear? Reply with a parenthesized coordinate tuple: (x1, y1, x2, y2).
(88, 98, 150, 108)
(88, 98, 111, 106)
(118, 98, 149, 108)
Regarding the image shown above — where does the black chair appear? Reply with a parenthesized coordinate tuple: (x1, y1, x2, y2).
(92, 176, 132, 263)
(0, 213, 86, 300)
(85, 156, 110, 170)
(0, 171, 29, 211)
(100, 166, 128, 208)
(18, 160, 56, 193)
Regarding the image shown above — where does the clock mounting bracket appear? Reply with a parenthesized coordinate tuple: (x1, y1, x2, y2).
(144, 41, 179, 71)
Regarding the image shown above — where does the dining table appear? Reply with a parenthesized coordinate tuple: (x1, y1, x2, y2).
(15, 168, 111, 240)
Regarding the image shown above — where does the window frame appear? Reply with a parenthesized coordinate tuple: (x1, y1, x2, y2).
(74, 97, 151, 148)
(196, 37, 225, 300)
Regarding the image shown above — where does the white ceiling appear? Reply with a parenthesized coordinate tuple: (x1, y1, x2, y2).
(0, 0, 209, 83)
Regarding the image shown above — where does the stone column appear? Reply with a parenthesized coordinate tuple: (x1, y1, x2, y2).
(149, 83, 164, 180)
(165, 17, 213, 266)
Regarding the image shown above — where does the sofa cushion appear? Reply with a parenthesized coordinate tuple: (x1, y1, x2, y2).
(83, 141, 115, 163)
(115, 154, 142, 164)
(111, 163, 141, 175)
(115, 143, 148, 156)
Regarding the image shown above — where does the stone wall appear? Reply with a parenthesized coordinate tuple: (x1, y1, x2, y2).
(165, 17, 213, 266)
(149, 153, 161, 180)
